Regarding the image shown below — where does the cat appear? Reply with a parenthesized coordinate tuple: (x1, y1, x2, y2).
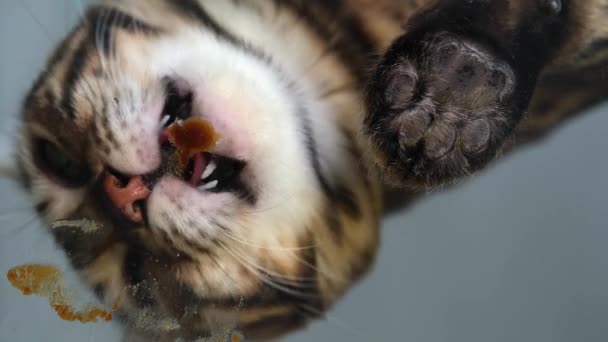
(6, 0, 608, 340)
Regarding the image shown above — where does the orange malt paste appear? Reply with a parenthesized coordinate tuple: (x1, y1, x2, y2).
(167, 117, 219, 166)
(6, 264, 115, 323)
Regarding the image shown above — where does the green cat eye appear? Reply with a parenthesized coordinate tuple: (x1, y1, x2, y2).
(34, 139, 92, 187)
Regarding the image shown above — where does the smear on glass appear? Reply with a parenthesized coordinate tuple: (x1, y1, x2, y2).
(51, 219, 103, 233)
(6, 264, 116, 323)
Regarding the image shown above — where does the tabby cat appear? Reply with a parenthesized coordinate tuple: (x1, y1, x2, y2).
(10, 0, 608, 340)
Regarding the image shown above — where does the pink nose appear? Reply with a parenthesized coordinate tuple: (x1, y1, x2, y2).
(103, 172, 151, 223)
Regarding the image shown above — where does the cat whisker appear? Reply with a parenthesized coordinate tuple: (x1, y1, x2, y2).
(223, 243, 319, 286)
(213, 222, 347, 284)
(106, 8, 123, 82)
(229, 190, 296, 215)
(18, 0, 53, 41)
(217, 241, 319, 294)
(71, 76, 96, 112)
(110, 7, 125, 72)
(219, 243, 300, 291)
(215, 224, 317, 251)
(282, 248, 348, 284)
(205, 252, 242, 289)
(227, 160, 312, 217)
(0, 208, 36, 219)
(104, 7, 121, 82)
(0, 204, 34, 211)
(0, 214, 39, 238)
(219, 228, 346, 285)
(94, 6, 111, 75)
(233, 264, 319, 300)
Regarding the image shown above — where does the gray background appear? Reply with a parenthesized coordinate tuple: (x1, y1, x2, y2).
(1, 1, 607, 341)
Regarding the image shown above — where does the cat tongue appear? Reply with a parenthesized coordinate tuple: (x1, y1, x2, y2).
(189, 153, 207, 186)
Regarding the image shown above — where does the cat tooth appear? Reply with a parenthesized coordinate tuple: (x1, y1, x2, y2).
(202, 161, 217, 180)
(160, 114, 171, 127)
(200, 180, 219, 190)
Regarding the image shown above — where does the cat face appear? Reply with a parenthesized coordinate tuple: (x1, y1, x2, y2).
(17, 1, 380, 339)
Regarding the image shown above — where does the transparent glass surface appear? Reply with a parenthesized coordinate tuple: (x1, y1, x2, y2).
(1, 1, 607, 341)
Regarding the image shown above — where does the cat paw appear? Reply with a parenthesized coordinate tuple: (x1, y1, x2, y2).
(365, 32, 518, 187)
(364, 0, 567, 188)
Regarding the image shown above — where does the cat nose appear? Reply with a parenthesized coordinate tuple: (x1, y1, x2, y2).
(103, 170, 151, 224)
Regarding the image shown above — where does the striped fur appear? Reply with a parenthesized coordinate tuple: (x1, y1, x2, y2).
(16, 0, 608, 340)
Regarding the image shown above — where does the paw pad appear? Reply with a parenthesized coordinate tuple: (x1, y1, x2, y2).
(365, 33, 519, 186)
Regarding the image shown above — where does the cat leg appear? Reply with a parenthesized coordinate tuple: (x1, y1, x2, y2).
(364, 0, 568, 187)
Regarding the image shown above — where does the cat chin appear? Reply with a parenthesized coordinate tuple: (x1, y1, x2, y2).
(149, 176, 234, 210)
(147, 177, 234, 230)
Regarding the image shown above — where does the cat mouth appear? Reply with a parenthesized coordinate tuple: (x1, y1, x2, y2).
(156, 81, 248, 195)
